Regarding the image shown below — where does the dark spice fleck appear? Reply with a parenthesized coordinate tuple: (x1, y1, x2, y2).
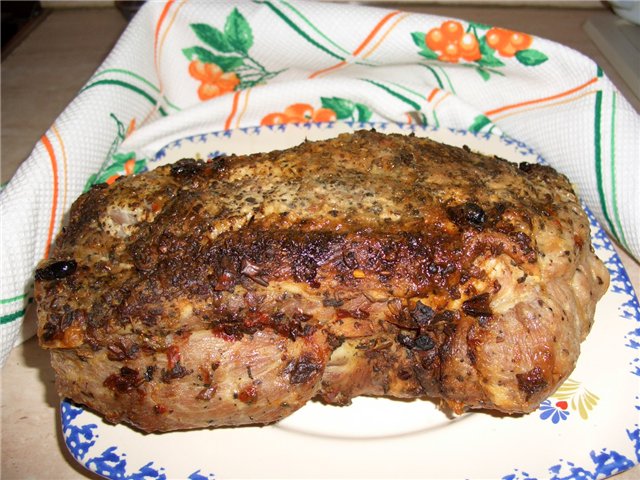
(210, 156, 226, 171)
(398, 149, 415, 166)
(41, 322, 58, 341)
(447, 202, 487, 230)
(287, 355, 321, 384)
(144, 366, 156, 382)
(516, 366, 547, 398)
(396, 332, 414, 349)
(518, 162, 535, 173)
(411, 301, 435, 326)
(414, 335, 435, 350)
(434, 310, 455, 324)
(35, 260, 77, 281)
(170, 158, 204, 177)
(106, 339, 140, 361)
(103, 367, 143, 394)
(462, 293, 492, 319)
(161, 361, 191, 383)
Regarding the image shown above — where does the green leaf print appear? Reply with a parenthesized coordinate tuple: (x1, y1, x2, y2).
(225, 7, 253, 54)
(411, 31, 439, 60)
(476, 55, 505, 68)
(355, 103, 372, 122)
(183, 46, 218, 63)
(418, 48, 439, 61)
(84, 115, 147, 192)
(84, 153, 145, 192)
(84, 173, 98, 192)
(468, 21, 492, 31)
(515, 49, 548, 66)
(191, 24, 234, 53)
(182, 47, 245, 71)
(411, 31, 426, 49)
(321, 97, 355, 120)
(211, 55, 244, 72)
(475, 67, 490, 81)
(469, 114, 492, 133)
(319, 97, 372, 121)
(100, 163, 127, 181)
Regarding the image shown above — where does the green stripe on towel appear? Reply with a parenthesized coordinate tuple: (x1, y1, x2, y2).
(593, 89, 618, 240)
(609, 92, 629, 249)
(362, 79, 421, 111)
(1, 309, 25, 325)
(81, 79, 167, 116)
(260, 1, 344, 61)
(0, 293, 26, 305)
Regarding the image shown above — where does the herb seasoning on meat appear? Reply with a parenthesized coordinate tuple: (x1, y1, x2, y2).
(35, 130, 609, 432)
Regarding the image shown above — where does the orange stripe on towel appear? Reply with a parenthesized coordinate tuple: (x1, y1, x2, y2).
(492, 89, 597, 123)
(427, 88, 439, 103)
(485, 77, 598, 117)
(154, 0, 175, 67)
(432, 91, 451, 110)
(51, 125, 68, 229)
(352, 11, 401, 56)
(309, 61, 347, 79)
(159, 0, 188, 60)
(225, 91, 241, 130)
(235, 88, 253, 129)
(308, 10, 401, 79)
(362, 12, 410, 59)
(41, 134, 59, 259)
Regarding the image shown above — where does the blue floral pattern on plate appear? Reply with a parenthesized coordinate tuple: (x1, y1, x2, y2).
(538, 399, 571, 424)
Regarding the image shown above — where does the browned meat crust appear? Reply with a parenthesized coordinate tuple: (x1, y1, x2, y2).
(35, 130, 609, 432)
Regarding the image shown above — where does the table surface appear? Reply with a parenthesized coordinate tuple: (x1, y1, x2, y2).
(1, 5, 639, 479)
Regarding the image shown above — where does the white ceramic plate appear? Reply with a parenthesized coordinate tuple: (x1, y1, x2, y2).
(62, 122, 640, 480)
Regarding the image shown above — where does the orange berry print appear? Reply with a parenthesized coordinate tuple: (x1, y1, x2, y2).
(188, 60, 240, 100)
(105, 174, 120, 185)
(485, 27, 532, 57)
(425, 20, 481, 63)
(284, 103, 314, 121)
(124, 159, 136, 176)
(261, 112, 289, 126)
(312, 108, 338, 123)
(261, 103, 337, 126)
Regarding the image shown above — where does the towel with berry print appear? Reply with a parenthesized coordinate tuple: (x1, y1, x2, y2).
(1, 0, 638, 366)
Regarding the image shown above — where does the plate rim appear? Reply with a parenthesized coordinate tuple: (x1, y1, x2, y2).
(152, 120, 547, 166)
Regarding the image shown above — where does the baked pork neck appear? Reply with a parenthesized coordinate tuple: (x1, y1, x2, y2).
(35, 130, 609, 432)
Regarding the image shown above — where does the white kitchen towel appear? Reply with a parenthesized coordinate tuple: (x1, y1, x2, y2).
(1, 0, 638, 366)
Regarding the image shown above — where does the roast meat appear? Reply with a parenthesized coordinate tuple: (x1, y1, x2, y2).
(35, 130, 609, 432)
